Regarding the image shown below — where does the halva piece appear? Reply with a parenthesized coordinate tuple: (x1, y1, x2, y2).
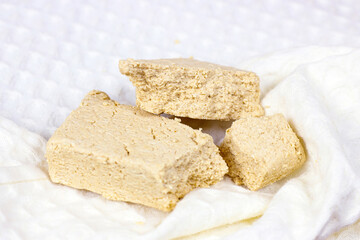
(46, 90, 228, 211)
(119, 58, 264, 120)
(220, 114, 306, 191)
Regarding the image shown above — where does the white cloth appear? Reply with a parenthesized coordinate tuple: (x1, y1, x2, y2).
(1, 47, 360, 239)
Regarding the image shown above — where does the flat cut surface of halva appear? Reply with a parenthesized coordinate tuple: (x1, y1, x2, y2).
(220, 114, 306, 191)
(46, 90, 228, 211)
(119, 58, 264, 120)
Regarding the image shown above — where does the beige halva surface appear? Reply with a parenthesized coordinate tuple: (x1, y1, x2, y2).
(220, 114, 306, 191)
(46, 90, 228, 211)
(119, 58, 264, 120)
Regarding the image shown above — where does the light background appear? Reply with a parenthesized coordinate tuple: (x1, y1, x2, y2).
(0, 0, 359, 238)
(1, 0, 360, 138)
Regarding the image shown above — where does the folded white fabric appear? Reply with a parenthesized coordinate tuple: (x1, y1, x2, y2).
(1, 47, 360, 240)
(230, 46, 360, 239)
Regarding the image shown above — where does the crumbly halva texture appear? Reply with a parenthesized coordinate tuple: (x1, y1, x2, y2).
(46, 90, 228, 211)
(119, 58, 264, 120)
(220, 114, 306, 191)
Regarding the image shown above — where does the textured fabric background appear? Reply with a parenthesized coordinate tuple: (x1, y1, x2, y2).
(0, 1, 360, 239)
(1, 0, 360, 138)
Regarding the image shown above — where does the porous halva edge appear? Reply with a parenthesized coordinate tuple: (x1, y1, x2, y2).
(220, 114, 306, 191)
(119, 58, 264, 120)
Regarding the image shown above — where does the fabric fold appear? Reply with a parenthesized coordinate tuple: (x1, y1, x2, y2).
(1, 47, 359, 239)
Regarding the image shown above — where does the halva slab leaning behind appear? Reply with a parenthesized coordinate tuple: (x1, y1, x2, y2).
(119, 58, 264, 120)
(46, 90, 228, 211)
